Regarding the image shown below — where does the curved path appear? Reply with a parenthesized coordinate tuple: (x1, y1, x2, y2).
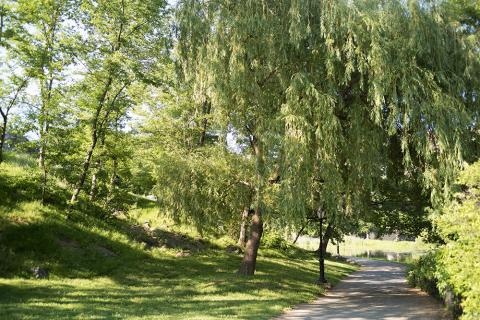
(275, 258, 448, 320)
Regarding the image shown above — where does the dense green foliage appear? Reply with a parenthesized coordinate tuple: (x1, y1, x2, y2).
(0, 0, 479, 316)
(409, 162, 480, 319)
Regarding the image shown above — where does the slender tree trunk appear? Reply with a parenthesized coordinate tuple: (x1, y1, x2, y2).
(71, 131, 98, 203)
(39, 77, 53, 204)
(319, 223, 334, 254)
(198, 100, 211, 146)
(40, 118, 49, 204)
(41, 160, 48, 203)
(238, 135, 264, 276)
(106, 157, 117, 204)
(293, 223, 307, 244)
(70, 78, 112, 204)
(0, 79, 27, 164)
(0, 114, 7, 164)
(0, 6, 4, 44)
(237, 206, 249, 247)
(89, 160, 100, 201)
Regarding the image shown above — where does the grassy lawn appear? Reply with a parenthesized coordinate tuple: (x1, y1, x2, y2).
(0, 254, 355, 319)
(0, 154, 357, 319)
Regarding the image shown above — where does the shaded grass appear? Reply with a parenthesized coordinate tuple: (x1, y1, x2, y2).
(0, 255, 355, 319)
(0, 152, 358, 319)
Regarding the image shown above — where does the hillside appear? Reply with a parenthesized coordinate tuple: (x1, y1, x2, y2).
(0, 153, 357, 319)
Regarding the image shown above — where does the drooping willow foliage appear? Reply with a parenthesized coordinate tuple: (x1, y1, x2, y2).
(280, 0, 477, 230)
(176, 0, 477, 237)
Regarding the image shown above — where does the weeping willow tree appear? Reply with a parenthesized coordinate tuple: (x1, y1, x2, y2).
(176, 0, 294, 275)
(176, 0, 477, 275)
(281, 0, 476, 251)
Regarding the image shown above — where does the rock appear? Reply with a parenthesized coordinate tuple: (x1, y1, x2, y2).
(175, 251, 191, 257)
(225, 245, 241, 254)
(31, 267, 49, 279)
(143, 221, 151, 232)
(95, 245, 117, 257)
(57, 237, 80, 249)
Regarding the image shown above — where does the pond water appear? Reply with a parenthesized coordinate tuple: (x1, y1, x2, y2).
(352, 250, 425, 263)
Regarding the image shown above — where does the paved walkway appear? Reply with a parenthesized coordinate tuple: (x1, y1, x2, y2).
(275, 258, 448, 320)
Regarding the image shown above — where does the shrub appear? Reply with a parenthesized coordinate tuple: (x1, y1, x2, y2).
(262, 233, 290, 251)
(407, 250, 440, 297)
(409, 162, 480, 319)
(434, 162, 480, 320)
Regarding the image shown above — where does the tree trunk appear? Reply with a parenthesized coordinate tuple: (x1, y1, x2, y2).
(238, 206, 263, 275)
(71, 133, 98, 203)
(0, 5, 4, 44)
(70, 77, 112, 204)
(0, 79, 27, 164)
(237, 206, 249, 247)
(106, 157, 118, 205)
(39, 76, 53, 204)
(293, 223, 307, 244)
(0, 114, 7, 164)
(320, 223, 334, 254)
(238, 134, 264, 276)
(89, 160, 100, 201)
(41, 161, 48, 204)
(198, 100, 211, 146)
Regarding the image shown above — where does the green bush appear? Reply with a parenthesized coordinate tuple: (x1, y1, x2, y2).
(434, 162, 480, 320)
(409, 162, 480, 319)
(262, 233, 290, 251)
(407, 250, 440, 297)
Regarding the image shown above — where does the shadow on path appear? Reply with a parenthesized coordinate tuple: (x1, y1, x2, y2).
(274, 258, 448, 320)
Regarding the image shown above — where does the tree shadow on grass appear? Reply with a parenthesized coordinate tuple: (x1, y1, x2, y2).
(0, 281, 289, 320)
(0, 253, 335, 320)
(0, 221, 356, 320)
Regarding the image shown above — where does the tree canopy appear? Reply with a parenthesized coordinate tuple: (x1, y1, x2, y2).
(0, 0, 478, 278)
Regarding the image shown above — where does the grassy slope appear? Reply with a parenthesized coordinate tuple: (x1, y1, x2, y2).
(0, 153, 357, 320)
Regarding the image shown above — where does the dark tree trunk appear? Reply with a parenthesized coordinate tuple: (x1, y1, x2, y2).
(71, 132, 99, 203)
(237, 206, 250, 247)
(238, 133, 264, 276)
(0, 5, 4, 44)
(198, 100, 211, 146)
(319, 223, 334, 254)
(238, 206, 263, 275)
(293, 223, 307, 244)
(70, 15, 124, 204)
(39, 76, 54, 205)
(0, 7, 4, 163)
(0, 114, 7, 164)
(70, 77, 112, 204)
(0, 79, 27, 164)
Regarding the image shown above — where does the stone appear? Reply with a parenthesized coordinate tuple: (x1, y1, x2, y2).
(31, 267, 49, 279)
(175, 251, 191, 257)
(143, 221, 151, 232)
(95, 245, 117, 257)
(225, 245, 241, 254)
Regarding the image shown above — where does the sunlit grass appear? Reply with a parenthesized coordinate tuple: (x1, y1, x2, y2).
(0, 245, 356, 319)
(0, 154, 358, 319)
(296, 235, 430, 255)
